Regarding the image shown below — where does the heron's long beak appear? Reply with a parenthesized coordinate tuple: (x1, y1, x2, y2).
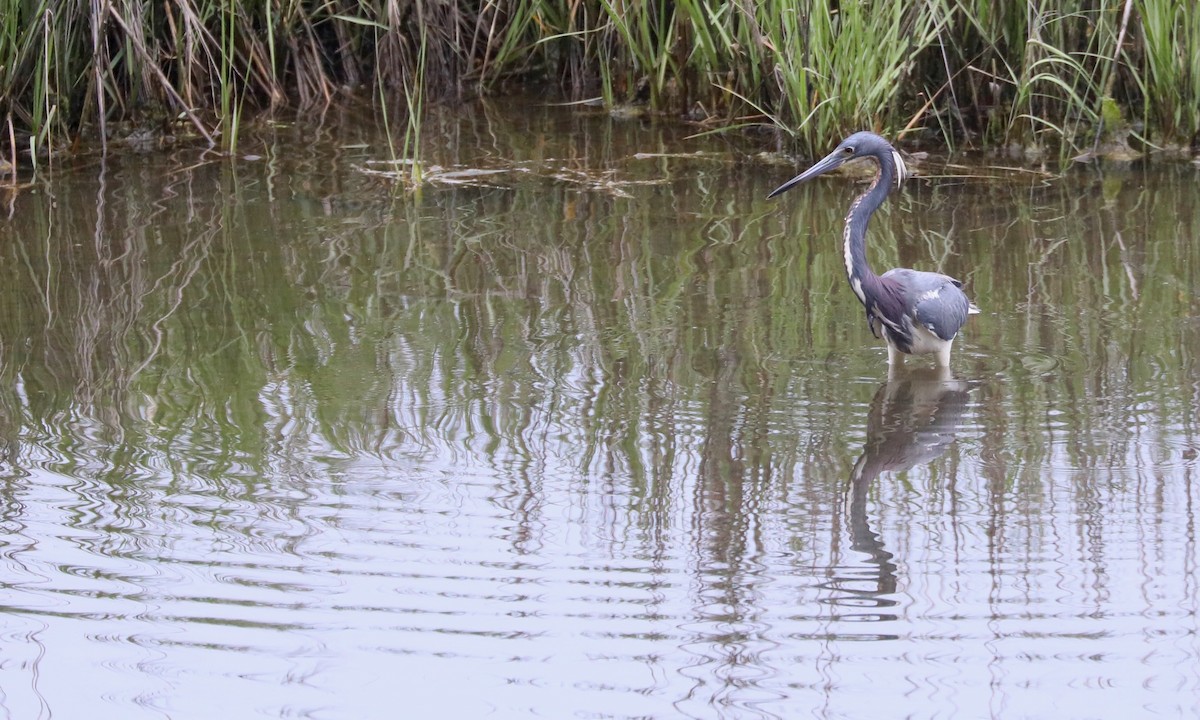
(767, 149, 848, 198)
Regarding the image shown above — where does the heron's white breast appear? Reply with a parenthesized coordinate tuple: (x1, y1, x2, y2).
(881, 319, 952, 356)
(905, 323, 953, 355)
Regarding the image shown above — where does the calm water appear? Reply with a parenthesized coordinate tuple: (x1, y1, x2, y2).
(1, 101, 1199, 719)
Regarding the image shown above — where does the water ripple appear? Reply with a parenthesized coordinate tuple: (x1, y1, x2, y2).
(2, 109, 1200, 720)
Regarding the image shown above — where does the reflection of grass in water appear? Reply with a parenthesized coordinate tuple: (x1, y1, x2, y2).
(0, 120, 1198, 518)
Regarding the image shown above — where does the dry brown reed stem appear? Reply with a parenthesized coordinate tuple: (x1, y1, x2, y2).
(102, 3, 214, 145)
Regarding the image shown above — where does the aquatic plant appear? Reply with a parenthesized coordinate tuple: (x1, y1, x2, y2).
(759, 0, 948, 151)
(2, 0, 1199, 177)
(1138, 0, 1200, 147)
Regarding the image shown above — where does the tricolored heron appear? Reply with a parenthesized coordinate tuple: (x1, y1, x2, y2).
(769, 132, 979, 367)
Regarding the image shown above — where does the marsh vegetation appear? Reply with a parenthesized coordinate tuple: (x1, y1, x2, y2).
(2, 0, 1197, 176)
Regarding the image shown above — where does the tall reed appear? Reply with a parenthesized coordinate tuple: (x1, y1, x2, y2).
(2, 0, 1199, 175)
(1138, 0, 1200, 146)
(760, 0, 950, 150)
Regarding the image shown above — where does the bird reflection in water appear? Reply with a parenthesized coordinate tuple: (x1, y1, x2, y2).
(822, 366, 974, 626)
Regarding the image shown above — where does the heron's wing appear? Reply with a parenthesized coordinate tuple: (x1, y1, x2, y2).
(946, 277, 982, 314)
(884, 269, 973, 341)
(864, 278, 911, 340)
(914, 279, 972, 341)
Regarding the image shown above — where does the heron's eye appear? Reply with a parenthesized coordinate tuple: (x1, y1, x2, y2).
(843, 146, 854, 155)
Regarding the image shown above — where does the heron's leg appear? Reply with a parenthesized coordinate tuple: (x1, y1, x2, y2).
(935, 340, 953, 368)
(886, 343, 904, 366)
(886, 362, 902, 383)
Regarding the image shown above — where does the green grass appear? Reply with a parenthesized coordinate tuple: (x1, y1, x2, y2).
(1139, 0, 1200, 147)
(2, 0, 1199, 177)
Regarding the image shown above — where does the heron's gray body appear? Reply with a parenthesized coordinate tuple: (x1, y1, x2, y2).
(769, 131, 978, 366)
(873, 268, 974, 365)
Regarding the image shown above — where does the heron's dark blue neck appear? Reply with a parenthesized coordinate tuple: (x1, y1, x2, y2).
(842, 151, 897, 304)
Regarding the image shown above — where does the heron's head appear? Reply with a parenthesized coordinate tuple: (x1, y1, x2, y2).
(768, 131, 908, 198)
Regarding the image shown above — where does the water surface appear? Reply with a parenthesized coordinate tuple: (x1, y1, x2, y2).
(1, 101, 1199, 719)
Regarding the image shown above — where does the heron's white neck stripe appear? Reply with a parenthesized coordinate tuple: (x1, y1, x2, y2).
(843, 194, 866, 303)
(850, 276, 865, 304)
